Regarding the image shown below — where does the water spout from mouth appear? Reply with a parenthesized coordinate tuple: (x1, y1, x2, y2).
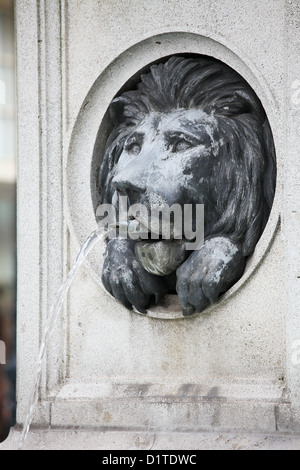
(18, 227, 106, 450)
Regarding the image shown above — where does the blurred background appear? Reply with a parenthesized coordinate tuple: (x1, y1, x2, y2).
(0, 0, 16, 442)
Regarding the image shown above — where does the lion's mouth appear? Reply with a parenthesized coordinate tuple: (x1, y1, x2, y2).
(108, 218, 148, 233)
(128, 217, 188, 276)
(127, 217, 151, 238)
(110, 217, 169, 240)
(109, 218, 187, 276)
(128, 215, 184, 241)
(135, 239, 187, 276)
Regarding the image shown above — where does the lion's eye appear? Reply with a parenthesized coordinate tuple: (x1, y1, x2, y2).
(126, 143, 141, 155)
(173, 139, 194, 152)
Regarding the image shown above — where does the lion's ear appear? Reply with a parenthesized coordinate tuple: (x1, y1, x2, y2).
(109, 97, 127, 126)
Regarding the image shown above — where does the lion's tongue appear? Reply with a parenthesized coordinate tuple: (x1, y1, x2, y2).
(135, 240, 187, 277)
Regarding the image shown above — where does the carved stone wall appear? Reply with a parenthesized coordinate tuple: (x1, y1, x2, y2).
(7, 0, 300, 447)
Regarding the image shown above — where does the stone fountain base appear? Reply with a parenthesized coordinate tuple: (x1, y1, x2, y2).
(1, 428, 300, 451)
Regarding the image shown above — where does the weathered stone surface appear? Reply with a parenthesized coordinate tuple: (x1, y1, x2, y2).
(14, 0, 300, 450)
(1, 428, 300, 451)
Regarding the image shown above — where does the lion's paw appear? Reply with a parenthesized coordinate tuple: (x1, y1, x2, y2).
(102, 239, 168, 313)
(176, 237, 246, 316)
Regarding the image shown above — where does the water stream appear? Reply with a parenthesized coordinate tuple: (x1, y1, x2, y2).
(18, 227, 106, 450)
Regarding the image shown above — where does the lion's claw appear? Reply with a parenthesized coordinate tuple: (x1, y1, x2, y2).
(176, 237, 246, 314)
(102, 239, 168, 312)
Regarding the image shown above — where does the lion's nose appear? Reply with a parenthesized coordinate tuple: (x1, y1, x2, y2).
(112, 176, 146, 196)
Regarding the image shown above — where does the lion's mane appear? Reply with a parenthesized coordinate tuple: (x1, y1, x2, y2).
(98, 56, 276, 257)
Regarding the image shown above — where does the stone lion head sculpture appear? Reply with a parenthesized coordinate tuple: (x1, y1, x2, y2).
(98, 56, 276, 316)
